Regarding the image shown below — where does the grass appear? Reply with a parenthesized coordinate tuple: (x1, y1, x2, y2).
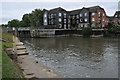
(0, 42, 2, 79)
(2, 32, 13, 42)
(1, 31, 24, 78)
(2, 50, 24, 78)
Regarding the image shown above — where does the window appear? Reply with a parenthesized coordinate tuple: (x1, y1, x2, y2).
(92, 13, 95, 16)
(44, 19, 47, 23)
(98, 12, 101, 17)
(44, 19, 47, 25)
(51, 19, 54, 24)
(51, 14, 53, 18)
(80, 24, 83, 27)
(59, 18, 62, 22)
(103, 13, 105, 16)
(115, 15, 117, 17)
(64, 24, 66, 29)
(64, 13, 66, 16)
(80, 13, 82, 17)
(103, 19, 105, 21)
(84, 18, 87, 22)
(84, 13, 87, 16)
(80, 18, 83, 22)
(102, 24, 105, 27)
(98, 12, 100, 14)
(76, 15, 79, 19)
(91, 24, 95, 27)
(73, 16, 75, 19)
(44, 14, 47, 17)
(64, 13, 67, 18)
(49, 21, 51, 24)
(48, 15, 51, 18)
(64, 19, 66, 23)
(59, 13, 62, 16)
(85, 24, 88, 27)
(76, 20, 79, 24)
(92, 18, 95, 21)
(59, 24, 62, 28)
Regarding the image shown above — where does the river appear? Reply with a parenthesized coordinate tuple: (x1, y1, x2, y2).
(20, 37, 118, 78)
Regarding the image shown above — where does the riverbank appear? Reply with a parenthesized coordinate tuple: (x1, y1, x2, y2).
(17, 54, 61, 78)
(1, 32, 24, 78)
(1, 31, 61, 78)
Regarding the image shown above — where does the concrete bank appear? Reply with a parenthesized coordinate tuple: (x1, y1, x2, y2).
(13, 36, 62, 78)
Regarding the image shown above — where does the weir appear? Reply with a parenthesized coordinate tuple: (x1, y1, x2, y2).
(14, 27, 104, 38)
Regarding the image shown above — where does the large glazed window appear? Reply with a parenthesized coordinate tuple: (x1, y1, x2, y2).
(84, 18, 88, 22)
(92, 18, 95, 21)
(92, 13, 95, 16)
(84, 13, 87, 16)
(59, 13, 62, 17)
(80, 13, 82, 17)
(64, 13, 66, 16)
(44, 14, 47, 17)
(59, 18, 62, 22)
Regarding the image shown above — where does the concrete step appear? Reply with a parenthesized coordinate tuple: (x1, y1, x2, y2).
(15, 49, 28, 56)
(15, 42, 24, 46)
(15, 45, 26, 50)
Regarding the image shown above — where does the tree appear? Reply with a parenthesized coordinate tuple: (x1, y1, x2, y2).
(29, 9, 43, 27)
(8, 19, 20, 27)
(105, 20, 120, 34)
(1, 24, 8, 27)
(21, 14, 31, 27)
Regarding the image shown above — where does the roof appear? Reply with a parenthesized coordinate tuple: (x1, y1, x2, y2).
(87, 5, 104, 12)
(48, 7, 67, 13)
(68, 9, 81, 15)
(114, 11, 120, 15)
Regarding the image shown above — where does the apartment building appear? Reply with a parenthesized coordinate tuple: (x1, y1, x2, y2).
(43, 7, 68, 29)
(89, 6, 109, 28)
(43, 6, 119, 29)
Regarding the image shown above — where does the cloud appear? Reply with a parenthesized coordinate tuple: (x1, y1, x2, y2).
(1, 0, 120, 2)
(1, 2, 118, 24)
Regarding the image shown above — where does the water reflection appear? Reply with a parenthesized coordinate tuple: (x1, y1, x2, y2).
(21, 37, 118, 78)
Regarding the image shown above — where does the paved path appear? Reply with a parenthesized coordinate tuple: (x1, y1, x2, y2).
(13, 36, 61, 78)
(17, 55, 61, 78)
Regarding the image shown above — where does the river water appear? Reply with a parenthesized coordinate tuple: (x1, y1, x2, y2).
(20, 37, 118, 78)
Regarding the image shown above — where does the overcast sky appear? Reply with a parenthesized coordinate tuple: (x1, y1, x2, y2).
(1, 0, 120, 24)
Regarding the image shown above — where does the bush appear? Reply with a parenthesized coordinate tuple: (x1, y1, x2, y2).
(82, 27, 92, 36)
(91, 26, 100, 29)
(71, 27, 78, 30)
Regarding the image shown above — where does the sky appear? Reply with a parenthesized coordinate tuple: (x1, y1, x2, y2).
(0, 0, 120, 24)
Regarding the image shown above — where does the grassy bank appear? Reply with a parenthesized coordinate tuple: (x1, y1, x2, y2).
(1, 31, 24, 78)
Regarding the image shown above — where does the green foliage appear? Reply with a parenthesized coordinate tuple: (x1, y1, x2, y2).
(29, 9, 43, 27)
(2, 50, 24, 78)
(106, 21, 117, 28)
(8, 19, 20, 27)
(21, 14, 31, 27)
(82, 27, 92, 36)
(1, 31, 24, 78)
(2, 32, 13, 42)
(2, 42, 13, 48)
(1, 24, 8, 27)
(71, 27, 78, 30)
(7, 9, 43, 27)
(91, 25, 100, 29)
(105, 20, 120, 33)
